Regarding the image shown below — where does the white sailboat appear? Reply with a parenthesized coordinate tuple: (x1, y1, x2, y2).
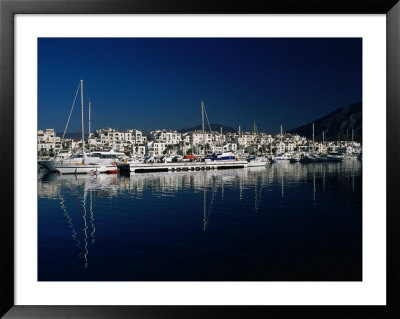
(246, 155, 268, 167)
(39, 82, 84, 172)
(271, 125, 291, 163)
(55, 80, 105, 175)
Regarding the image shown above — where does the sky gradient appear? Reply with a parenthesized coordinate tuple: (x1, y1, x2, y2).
(38, 38, 362, 134)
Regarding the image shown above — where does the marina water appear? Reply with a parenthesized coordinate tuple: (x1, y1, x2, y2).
(38, 160, 362, 281)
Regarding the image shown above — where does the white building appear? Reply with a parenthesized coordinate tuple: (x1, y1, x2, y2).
(37, 129, 61, 154)
(149, 130, 182, 145)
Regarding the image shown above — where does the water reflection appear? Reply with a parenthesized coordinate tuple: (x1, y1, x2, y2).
(39, 160, 362, 199)
(38, 160, 362, 271)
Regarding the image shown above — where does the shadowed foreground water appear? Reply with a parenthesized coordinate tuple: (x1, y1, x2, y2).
(38, 160, 362, 281)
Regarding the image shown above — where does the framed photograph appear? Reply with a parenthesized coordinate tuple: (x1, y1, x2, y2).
(1, 0, 399, 318)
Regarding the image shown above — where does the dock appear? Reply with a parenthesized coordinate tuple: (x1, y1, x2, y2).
(118, 160, 248, 173)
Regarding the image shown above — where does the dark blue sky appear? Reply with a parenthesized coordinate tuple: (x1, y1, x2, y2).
(38, 38, 362, 134)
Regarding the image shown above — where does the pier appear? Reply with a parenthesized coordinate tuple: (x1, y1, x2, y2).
(118, 161, 248, 173)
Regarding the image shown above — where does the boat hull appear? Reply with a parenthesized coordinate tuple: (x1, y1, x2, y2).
(55, 165, 104, 175)
(39, 159, 63, 172)
(271, 159, 290, 163)
(247, 161, 267, 167)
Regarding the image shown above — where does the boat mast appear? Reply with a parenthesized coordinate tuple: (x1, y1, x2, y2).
(312, 122, 315, 153)
(80, 80, 85, 163)
(201, 100, 205, 155)
(88, 101, 91, 156)
(220, 126, 223, 152)
(280, 125, 283, 153)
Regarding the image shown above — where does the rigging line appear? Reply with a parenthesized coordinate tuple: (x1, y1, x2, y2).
(57, 82, 80, 156)
(203, 103, 213, 133)
(61, 82, 80, 141)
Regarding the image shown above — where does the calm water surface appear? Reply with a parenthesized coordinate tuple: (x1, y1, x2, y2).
(38, 160, 362, 281)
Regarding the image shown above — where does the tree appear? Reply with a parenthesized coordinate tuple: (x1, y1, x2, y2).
(40, 149, 48, 157)
(165, 145, 173, 154)
(179, 141, 185, 154)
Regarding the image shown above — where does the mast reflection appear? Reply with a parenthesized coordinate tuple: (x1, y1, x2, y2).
(39, 160, 362, 254)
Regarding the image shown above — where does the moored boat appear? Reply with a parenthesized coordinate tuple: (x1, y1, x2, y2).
(55, 80, 105, 175)
(247, 155, 268, 167)
(271, 153, 291, 163)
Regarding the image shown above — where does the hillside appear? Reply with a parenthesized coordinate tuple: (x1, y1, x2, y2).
(287, 102, 362, 141)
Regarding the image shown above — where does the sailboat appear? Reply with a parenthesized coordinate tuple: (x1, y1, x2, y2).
(299, 123, 325, 163)
(271, 125, 291, 163)
(200, 100, 247, 165)
(55, 80, 105, 175)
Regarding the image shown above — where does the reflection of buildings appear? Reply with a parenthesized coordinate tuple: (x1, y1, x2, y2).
(38, 161, 361, 270)
(39, 160, 361, 229)
(38, 160, 362, 200)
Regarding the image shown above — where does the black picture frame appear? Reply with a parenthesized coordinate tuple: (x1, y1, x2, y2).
(1, 0, 399, 318)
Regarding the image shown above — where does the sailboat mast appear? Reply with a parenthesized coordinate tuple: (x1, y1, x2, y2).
(88, 101, 91, 156)
(312, 122, 315, 152)
(80, 80, 85, 161)
(201, 100, 205, 155)
(220, 126, 223, 150)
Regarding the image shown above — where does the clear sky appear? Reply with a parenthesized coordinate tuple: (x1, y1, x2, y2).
(38, 38, 362, 134)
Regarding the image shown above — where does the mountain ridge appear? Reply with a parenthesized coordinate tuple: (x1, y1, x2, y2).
(287, 102, 362, 141)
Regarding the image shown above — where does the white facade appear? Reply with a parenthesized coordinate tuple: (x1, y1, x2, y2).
(150, 130, 182, 145)
(39, 126, 362, 158)
(37, 129, 61, 154)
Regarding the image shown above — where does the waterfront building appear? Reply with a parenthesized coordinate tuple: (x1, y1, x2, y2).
(37, 129, 61, 155)
(38, 126, 362, 158)
(149, 129, 182, 145)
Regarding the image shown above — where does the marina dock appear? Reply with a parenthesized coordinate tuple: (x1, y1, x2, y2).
(118, 160, 248, 173)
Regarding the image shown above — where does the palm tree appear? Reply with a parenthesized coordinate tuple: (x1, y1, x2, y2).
(163, 145, 173, 155)
(179, 141, 185, 154)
